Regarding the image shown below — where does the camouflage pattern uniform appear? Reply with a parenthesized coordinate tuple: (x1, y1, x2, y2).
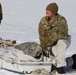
(14, 42, 43, 58)
(38, 14, 68, 50)
(0, 3, 3, 23)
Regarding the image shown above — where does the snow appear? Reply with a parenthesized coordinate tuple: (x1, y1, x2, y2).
(0, 0, 76, 75)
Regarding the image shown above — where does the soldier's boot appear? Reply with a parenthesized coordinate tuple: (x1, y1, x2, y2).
(51, 64, 57, 72)
(57, 67, 66, 74)
(51, 64, 66, 74)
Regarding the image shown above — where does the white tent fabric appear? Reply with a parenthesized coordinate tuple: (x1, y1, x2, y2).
(0, 47, 42, 64)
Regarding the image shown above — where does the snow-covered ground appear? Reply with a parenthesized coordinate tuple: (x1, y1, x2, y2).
(0, 0, 76, 75)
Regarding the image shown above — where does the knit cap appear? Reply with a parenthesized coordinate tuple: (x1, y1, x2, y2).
(46, 3, 58, 15)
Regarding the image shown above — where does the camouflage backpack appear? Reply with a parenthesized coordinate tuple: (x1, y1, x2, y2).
(14, 42, 43, 59)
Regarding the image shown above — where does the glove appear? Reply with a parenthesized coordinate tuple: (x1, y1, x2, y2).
(42, 49, 49, 57)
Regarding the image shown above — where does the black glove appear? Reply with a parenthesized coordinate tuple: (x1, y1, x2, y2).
(42, 49, 49, 57)
(47, 47, 54, 56)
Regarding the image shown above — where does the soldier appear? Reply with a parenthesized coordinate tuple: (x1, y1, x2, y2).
(0, 3, 3, 24)
(38, 2, 71, 74)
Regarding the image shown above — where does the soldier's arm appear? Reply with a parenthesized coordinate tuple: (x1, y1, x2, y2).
(38, 22, 45, 45)
(58, 17, 68, 39)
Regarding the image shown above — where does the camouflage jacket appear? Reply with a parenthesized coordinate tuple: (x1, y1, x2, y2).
(38, 14, 68, 49)
(0, 3, 3, 23)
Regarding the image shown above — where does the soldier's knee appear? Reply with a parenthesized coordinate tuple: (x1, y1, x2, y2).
(57, 40, 64, 45)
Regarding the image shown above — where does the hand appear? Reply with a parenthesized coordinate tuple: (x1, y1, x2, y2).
(42, 49, 49, 57)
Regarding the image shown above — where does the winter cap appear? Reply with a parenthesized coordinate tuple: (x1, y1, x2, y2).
(46, 2, 58, 15)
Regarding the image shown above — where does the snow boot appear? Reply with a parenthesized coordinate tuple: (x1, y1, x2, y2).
(57, 67, 66, 74)
(51, 64, 66, 74)
(51, 64, 57, 72)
